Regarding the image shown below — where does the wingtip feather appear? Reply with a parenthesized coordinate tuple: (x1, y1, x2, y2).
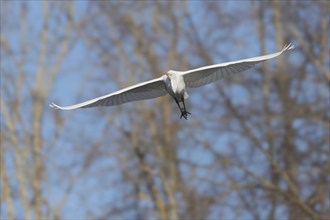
(283, 43, 295, 51)
(49, 102, 61, 109)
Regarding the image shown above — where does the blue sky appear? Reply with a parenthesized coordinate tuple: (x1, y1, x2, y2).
(2, 1, 327, 219)
(2, 1, 269, 218)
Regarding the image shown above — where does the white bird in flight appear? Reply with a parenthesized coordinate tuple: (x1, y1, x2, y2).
(50, 43, 294, 119)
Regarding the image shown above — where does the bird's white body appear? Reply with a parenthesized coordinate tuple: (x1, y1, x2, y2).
(164, 71, 189, 100)
(50, 43, 295, 119)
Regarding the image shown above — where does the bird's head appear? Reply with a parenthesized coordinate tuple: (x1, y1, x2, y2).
(164, 70, 174, 77)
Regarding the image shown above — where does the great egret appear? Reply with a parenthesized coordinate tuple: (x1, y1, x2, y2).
(50, 43, 294, 119)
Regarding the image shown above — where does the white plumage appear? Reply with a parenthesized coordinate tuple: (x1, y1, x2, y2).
(50, 43, 294, 119)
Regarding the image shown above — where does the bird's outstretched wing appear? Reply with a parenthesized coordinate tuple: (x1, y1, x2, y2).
(50, 76, 167, 110)
(182, 43, 295, 88)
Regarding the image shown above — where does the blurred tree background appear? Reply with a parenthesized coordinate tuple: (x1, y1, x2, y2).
(1, 1, 329, 219)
